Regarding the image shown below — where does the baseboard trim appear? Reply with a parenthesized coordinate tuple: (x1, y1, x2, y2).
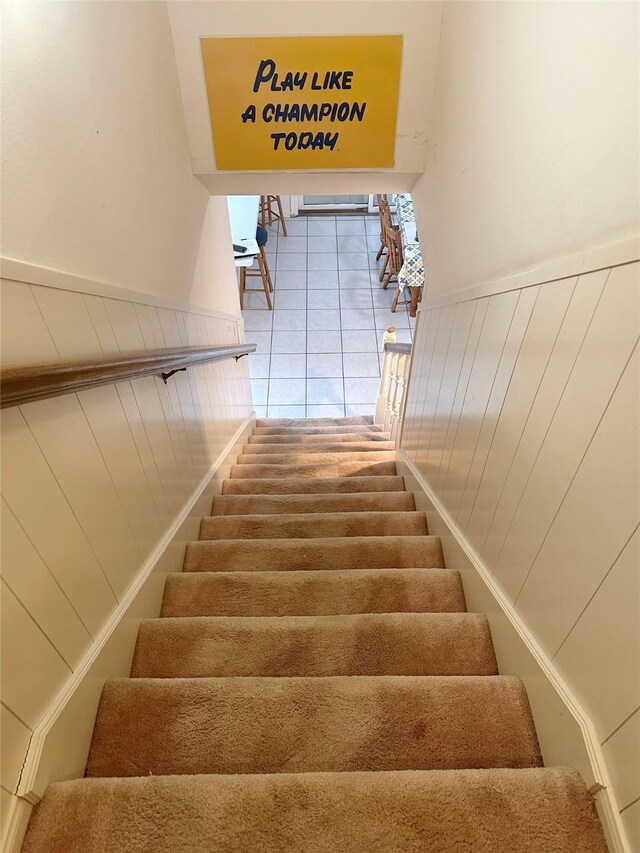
(3, 413, 255, 852)
(397, 450, 630, 853)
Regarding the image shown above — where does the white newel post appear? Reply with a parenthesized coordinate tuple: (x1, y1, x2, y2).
(375, 326, 396, 427)
(383, 352, 398, 432)
(389, 352, 408, 441)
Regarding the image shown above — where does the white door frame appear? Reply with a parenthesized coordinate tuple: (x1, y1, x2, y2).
(294, 194, 377, 213)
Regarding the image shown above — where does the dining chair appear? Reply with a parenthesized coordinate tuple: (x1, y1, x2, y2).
(259, 195, 288, 237)
(239, 225, 274, 310)
(377, 199, 395, 283)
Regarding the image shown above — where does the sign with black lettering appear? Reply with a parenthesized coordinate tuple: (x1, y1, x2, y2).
(201, 35, 402, 170)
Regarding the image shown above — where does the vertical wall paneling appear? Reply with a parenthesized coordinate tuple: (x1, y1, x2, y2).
(400, 259, 640, 835)
(0, 275, 252, 813)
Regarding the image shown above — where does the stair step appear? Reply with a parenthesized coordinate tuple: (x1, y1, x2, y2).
(248, 431, 391, 444)
(199, 511, 428, 540)
(236, 451, 396, 466)
(242, 441, 396, 454)
(229, 461, 397, 479)
(23, 768, 607, 853)
(87, 675, 541, 777)
(132, 613, 497, 679)
(253, 424, 383, 435)
(222, 475, 405, 495)
(211, 491, 416, 515)
(161, 568, 466, 618)
(256, 416, 374, 427)
(183, 535, 445, 573)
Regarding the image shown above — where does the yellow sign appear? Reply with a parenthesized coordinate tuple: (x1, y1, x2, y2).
(200, 35, 402, 170)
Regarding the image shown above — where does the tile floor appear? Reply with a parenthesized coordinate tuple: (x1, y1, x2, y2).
(242, 214, 415, 419)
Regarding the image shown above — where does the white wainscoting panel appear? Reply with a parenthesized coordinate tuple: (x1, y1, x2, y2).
(400, 259, 640, 841)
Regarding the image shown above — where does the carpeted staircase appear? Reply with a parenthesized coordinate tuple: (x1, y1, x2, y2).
(23, 416, 607, 852)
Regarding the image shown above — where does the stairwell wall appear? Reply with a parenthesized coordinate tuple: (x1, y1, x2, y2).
(0, 1, 254, 846)
(402, 3, 639, 846)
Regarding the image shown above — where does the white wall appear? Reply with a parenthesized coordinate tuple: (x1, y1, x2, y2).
(401, 258, 639, 848)
(413, 0, 640, 297)
(167, 0, 443, 190)
(0, 272, 253, 847)
(1, 1, 240, 315)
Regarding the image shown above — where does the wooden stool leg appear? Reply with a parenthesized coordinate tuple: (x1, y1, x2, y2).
(257, 253, 273, 309)
(275, 195, 287, 236)
(259, 196, 268, 227)
(409, 286, 420, 318)
(260, 245, 274, 292)
(239, 267, 246, 309)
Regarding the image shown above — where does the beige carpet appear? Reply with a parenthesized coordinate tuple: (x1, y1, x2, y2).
(23, 416, 607, 852)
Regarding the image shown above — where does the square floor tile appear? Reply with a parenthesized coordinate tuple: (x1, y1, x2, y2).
(243, 291, 272, 310)
(307, 353, 343, 378)
(277, 235, 308, 253)
(344, 377, 380, 404)
(308, 270, 339, 289)
(365, 218, 381, 235)
(375, 307, 408, 329)
(340, 308, 375, 330)
(267, 405, 306, 418)
(337, 236, 368, 253)
(307, 404, 346, 418)
(309, 235, 337, 253)
(342, 352, 380, 378)
(247, 331, 273, 353)
(369, 252, 385, 270)
(338, 253, 369, 271)
(243, 310, 273, 332)
(307, 330, 343, 353)
(307, 378, 345, 405)
(308, 290, 340, 310)
(339, 289, 374, 311)
(337, 220, 366, 235)
(308, 253, 338, 271)
(273, 270, 306, 290)
(271, 330, 307, 353)
(307, 219, 337, 236)
(273, 290, 307, 309)
(338, 270, 373, 288)
(273, 309, 306, 331)
(307, 309, 341, 331)
(249, 353, 271, 379)
(251, 378, 269, 406)
(270, 353, 306, 379)
(371, 287, 396, 308)
(367, 235, 382, 251)
(342, 329, 379, 352)
(276, 254, 306, 270)
(281, 219, 308, 236)
(269, 378, 306, 405)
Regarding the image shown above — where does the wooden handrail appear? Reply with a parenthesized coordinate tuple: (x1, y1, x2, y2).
(0, 343, 256, 409)
(384, 341, 412, 355)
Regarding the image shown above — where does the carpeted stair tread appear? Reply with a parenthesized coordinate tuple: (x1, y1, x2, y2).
(222, 475, 405, 495)
(131, 612, 496, 679)
(256, 416, 374, 427)
(254, 425, 383, 436)
(86, 675, 541, 777)
(241, 441, 396, 454)
(199, 511, 428, 540)
(236, 450, 396, 465)
(22, 767, 608, 853)
(248, 431, 391, 444)
(183, 535, 445, 573)
(161, 568, 466, 617)
(211, 491, 416, 515)
(230, 461, 398, 479)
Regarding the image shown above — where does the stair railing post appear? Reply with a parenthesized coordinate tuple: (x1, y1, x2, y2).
(390, 353, 408, 441)
(374, 326, 396, 427)
(383, 352, 398, 432)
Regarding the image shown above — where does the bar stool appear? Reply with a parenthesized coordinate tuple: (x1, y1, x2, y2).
(259, 195, 288, 237)
(239, 225, 274, 310)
